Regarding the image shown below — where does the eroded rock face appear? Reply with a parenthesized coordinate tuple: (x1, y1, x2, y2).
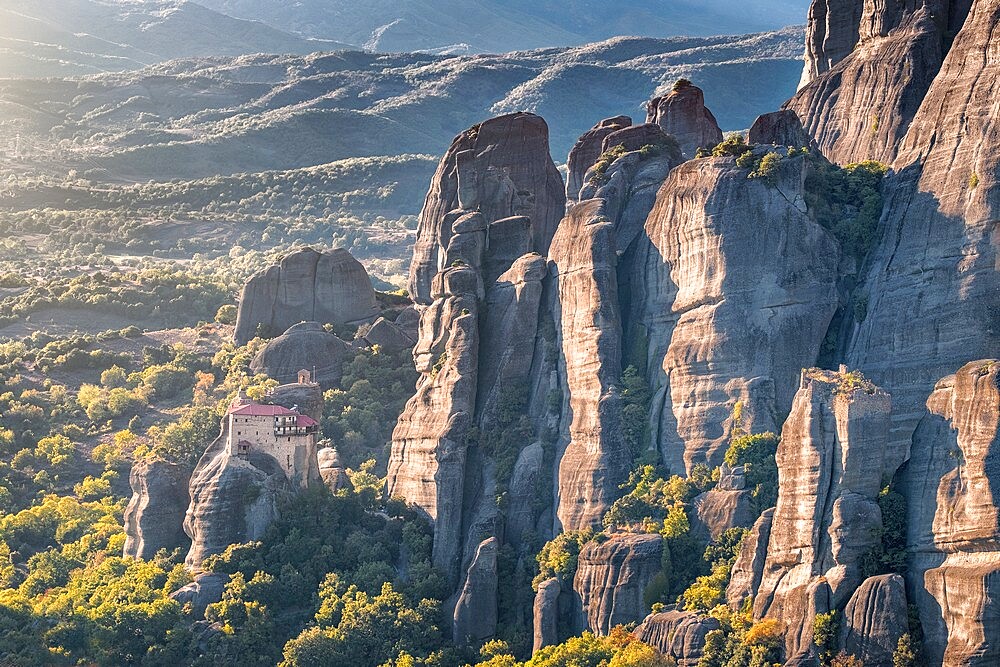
(566, 115, 633, 202)
(635, 152, 840, 472)
(903, 360, 1000, 666)
(234, 248, 379, 345)
(726, 508, 774, 611)
(839, 574, 908, 667)
(634, 610, 720, 667)
(692, 485, 755, 543)
(250, 321, 352, 389)
(646, 81, 723, 159)
(452, 537, 499, 644)
(123, 459, 191, 560)
(846, 0, 999, 453)
(573, 533, 663, 635)
(550, 202, 629, 532)
(389, 115, 565, 599)
(752, 369, 893, 663)
(787, 6, 945, 165)
(551, 125, 681, 532)
(360, 317, 416, 354)
(408, 112, 565, 305)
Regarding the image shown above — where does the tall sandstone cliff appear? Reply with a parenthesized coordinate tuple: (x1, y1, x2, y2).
(845, 0, 999, 453)
(551, 121, 681, 530)
(751, 369, 895, 663)
(387, 113, 566, 642)
(634, 151, 840, 472)
(903, 360, 1000, 666)
(788, 0, 972, 165)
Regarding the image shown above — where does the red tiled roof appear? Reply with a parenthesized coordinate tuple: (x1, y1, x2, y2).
(229, 403, 298, 417)
(296, 415, 319, 428)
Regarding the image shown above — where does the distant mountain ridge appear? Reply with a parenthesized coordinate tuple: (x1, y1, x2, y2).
(0, 28, 806, 183)
(0, 0, 350, 78)
(194, 0, 812, 54)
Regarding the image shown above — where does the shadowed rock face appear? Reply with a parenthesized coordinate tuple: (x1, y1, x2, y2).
(753, 369, 893, 663)
(452, 537, 499, 644)
(846, 0, 999, 453)
(408, 112, 565, 305)
(249, 321, 352, 389)
(839, 574, 908, 667)
(726, 508, 775, 611)
(903, 360, 1000, 666)
(234, 248, 379, 345)
(789, 0, 973, 165)
(123, 459, 191, 560)
(635, 153, 840, 472)
(572, 533, 664, 635)
(646, 82, 723, 160)
(634, 610, 721, 667)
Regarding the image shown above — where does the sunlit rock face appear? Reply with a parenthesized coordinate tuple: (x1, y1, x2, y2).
(572, 533, 664, 635)
(790, 0, 972, 166)
(234, 247, 379, 345)
(752, 369, 894, 663)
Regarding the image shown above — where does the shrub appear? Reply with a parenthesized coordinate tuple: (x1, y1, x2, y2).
(724, 432, 779, 513)
(814, 610, 840, 665)
(712, 134, 751, 158)
(215, 304, 238, 325)
(589, 145, 629, 186)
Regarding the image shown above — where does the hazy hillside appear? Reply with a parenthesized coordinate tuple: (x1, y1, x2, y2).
(0, 0, 350, 78)
(0, 28, 805, 180)
(198, 0, 812, 53)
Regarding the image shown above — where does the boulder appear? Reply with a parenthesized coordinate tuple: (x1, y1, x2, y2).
(452, 537, 499, 644)
(266, 376, 325, 425)
(752, 368, 894, 663)
(361, 317, 415, 354)
(692, 487, 755, 543)
(317, 447, 352, 493)
(573, 533, 664, 635)
(748, 110, 812, 148)
(533, 577, 562, 653)
(634, 610, 720, 667)
(250, 321, 352, 389)
(234, 248, 379, 344)
(838, 574, 908, 667)
(646, 80, 723, 159)
(169, 571, 229, 619)
(123, 459, 191, 560)
(903, 360, 1000, 666)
